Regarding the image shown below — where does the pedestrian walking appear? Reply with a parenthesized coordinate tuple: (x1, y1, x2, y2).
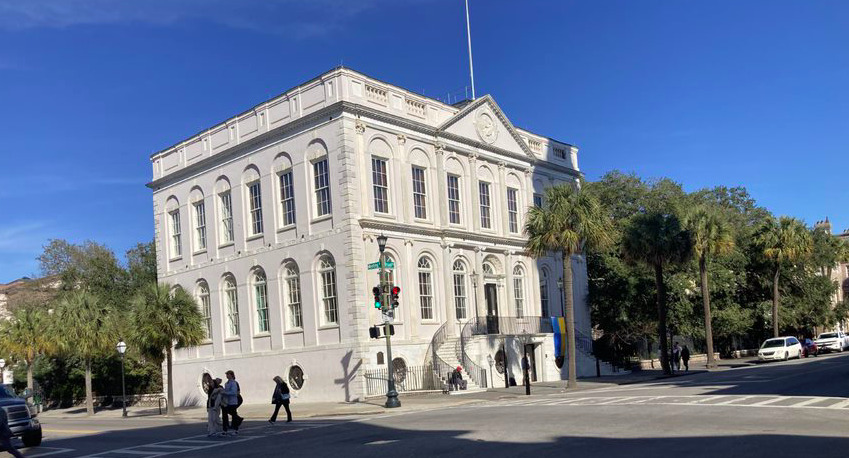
(681, 345, 691, 372)
(207, 378, 224, 436)
(268, 376, 292, 424)
(0, 405, 24, 458)
(221, 370, 243, 435)
(671, 342, 681, 372)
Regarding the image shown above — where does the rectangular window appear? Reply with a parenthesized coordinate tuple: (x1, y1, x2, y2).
(225, 282, 240, 337)
(533, 193, 543, 208)
(447, 175, 461, 224)
(419, 269, 433, 320)
(286, 274, 303, 330)
(507, 188, 519, 233)
(479, 182, 492, 229)
(540, 283, 550, 317)
(453, 273, 467, 320)
(194, 202, 207, 251)
(248, 182, 263, 235)
(314, 159, 331, 217)
(279, 171, 296, 227)
(322, 269, 338, 324)
(371, 157, 389, 214)
(199, 290, 212, 338)
(514, 277, 525, 318)
(412, 166, 427, 219)
(220, 192, 234, 244)
(169, 210, 182, 258)
(255, 278, 269, 333)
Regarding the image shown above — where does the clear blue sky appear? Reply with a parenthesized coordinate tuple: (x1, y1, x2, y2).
(1, 0, 847, 282)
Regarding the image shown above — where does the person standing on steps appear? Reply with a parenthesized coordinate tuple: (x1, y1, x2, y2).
(681, 345, 691, 372)
(268, 376, 292, 424)
(222, 370, 243, 435)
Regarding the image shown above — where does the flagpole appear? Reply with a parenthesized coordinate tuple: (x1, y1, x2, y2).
(465, 0, 476, 100)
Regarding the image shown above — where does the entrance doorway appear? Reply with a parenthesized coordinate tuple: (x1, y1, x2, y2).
(485, 283, 499, 334)
(524, 344, 537, 382)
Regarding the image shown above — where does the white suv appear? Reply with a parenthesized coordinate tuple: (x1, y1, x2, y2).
(758, 337, 803, 361)
(814, 332, 848, 353)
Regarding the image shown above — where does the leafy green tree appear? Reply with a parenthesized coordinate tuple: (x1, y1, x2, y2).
(130, 282, 205, 415)
(621, 212, 693, 374)
(685, 206, 735, 368)
(525, 184, 613, 388)
(38, 239, 129, 309)
(0, 307, 56, 390)
(755, 217, 812, 337)
(54, 291, 117, 415)
(126, 241, 157, 293)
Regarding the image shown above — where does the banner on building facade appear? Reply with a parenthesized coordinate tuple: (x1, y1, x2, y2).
(551, 316, 566, 368)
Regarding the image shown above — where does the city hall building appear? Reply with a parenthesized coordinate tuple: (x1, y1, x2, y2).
(147, 68, 610, 405)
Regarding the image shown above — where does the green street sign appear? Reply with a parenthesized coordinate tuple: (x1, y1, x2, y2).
(367, 260, 395, 270)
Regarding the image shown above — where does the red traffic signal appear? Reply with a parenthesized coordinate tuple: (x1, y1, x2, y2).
(391, 286, 401, 296)
(391, 285, 400, 308)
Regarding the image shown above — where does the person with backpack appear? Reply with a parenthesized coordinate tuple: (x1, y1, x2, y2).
(221, 370, 243, 435)
(268, 376, 292, 424)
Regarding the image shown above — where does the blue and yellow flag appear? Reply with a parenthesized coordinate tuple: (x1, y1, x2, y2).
(551, 316, 567, 360)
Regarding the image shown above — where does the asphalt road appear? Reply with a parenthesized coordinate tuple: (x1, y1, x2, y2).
(20, 352, 849, 457)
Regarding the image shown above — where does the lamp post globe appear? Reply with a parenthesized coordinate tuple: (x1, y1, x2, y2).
(116, 341, 128, 417)
(377, 234, 388, 253)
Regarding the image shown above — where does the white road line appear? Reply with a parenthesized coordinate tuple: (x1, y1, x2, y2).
(713, 396, 754, 405)
(749, 397, 786, 406)
(24, 448, 76, 458)
(631, 397, 662, 404)
(793, 397, 831, 407)
(689, 395, 727, 404)
(826, 398, 849, 409)
(595, 396, 640, 405)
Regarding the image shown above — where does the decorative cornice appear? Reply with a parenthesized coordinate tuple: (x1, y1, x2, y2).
(359, 218, 528, 249)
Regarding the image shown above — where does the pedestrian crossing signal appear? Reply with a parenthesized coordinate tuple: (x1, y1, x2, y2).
(369, 326, 380, 339)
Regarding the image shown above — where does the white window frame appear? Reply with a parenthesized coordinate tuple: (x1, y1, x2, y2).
(319, 256, 338, 325)
(513, 266, 525, 318)
(479, 181, 492, 229)
(447, 174, 461, 225)
(279, 170, 296, 227)
(194, 201, 207, 251)
(247, 181, 264, 236)
(418, 257, 435, 321)
(371, 157, 390, 214)
(313, 159, 331, 217)
(284, 264, 303, 330)
(169, 210, 182, 259)
(453, 260, 467, 320)
(507, 187, 519, 234)
(224, 277, 240, 338)
(219, 192, 234, 245)
(253, 271, 269, 334)
(540, 275, 550, 317)
(412, 166, 427, 220)
(197, 283, 212, 339)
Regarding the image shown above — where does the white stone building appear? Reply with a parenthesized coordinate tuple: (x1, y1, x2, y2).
(147, 67, 605, 405)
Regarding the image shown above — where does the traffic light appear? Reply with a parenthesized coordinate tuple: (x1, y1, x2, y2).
(372, 286, 382, 309)
(391, 286, 401, 309)
(369, 325, 380, 339)
(388, 324, 395, 336)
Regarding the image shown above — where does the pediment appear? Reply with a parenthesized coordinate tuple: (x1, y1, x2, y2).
(437, 95, 534, 159)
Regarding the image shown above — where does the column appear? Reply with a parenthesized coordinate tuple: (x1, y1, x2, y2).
(468, 153, 480, 232)
(435, 144, 448, 228)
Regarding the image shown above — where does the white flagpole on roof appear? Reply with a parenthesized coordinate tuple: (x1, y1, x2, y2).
(465, 0, 476, 100)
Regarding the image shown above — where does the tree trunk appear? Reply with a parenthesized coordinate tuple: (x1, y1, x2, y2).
(85, 359, 94, 416)
(166, 348, 175, 416)
(699, 257, 716, 369)
(773, 265, 780, 338)
(655, 263, 671, 375)
(26, 361, 34, 392)
(562, 252, 578, 389)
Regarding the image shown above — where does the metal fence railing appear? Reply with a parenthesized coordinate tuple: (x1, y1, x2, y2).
(364, 365, 439, 397)
(469, 316, 554, 336)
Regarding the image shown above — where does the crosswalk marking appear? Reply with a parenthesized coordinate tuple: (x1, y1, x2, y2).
(750, 397, 786, 406)
(473, 394, 849, 411)
(826, 398, 849, 409)
(714, 396, 753, 405)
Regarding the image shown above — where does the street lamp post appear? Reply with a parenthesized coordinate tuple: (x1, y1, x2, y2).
(116, 341, 128, 418)
(486, 354, 494, 388)
(377, 234, 401, 409)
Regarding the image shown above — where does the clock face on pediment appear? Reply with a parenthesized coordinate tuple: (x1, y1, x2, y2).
(475, 109, 498, 144)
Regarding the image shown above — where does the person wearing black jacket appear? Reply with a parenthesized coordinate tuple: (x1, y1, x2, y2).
(268, 376, 292, 424)
(681, 345, 691, 372)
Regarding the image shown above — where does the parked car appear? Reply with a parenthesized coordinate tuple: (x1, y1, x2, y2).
(0, 385, 41, 447)
(814, 332, 848, 353)
(802, 338, 818, 357)
(758, 337, 803, 362)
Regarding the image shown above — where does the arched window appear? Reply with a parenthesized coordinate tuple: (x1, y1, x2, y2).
(376, 351, 385, 365)
(253, 270, 269, 333)
(513, 265, 525, 318)
(482, 263, 494, 276)
(196, 282, 212, 339)
(453, 260, 468, 320)
(540, 269, 550, 317)
(319, 256, 338, 324)
(223, 276, 240, 337)
(283, 263, 302, 330)
(418, 257, 434, 320)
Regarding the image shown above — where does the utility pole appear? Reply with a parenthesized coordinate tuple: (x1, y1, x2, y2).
(377, 234, 401, 408)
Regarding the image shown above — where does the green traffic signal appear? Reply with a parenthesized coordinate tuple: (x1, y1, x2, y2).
(372, 286, 382, 309)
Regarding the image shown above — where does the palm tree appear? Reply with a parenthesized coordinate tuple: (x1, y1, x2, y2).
(0, 307, 56, 391)
(755, 217, 812, 337)
(685, 207, 735, 369)
(130, 282, 205, 416)
(525, 184, 613, 388)
(54, 291, 116, 415)
(621, 212, 692, 375)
